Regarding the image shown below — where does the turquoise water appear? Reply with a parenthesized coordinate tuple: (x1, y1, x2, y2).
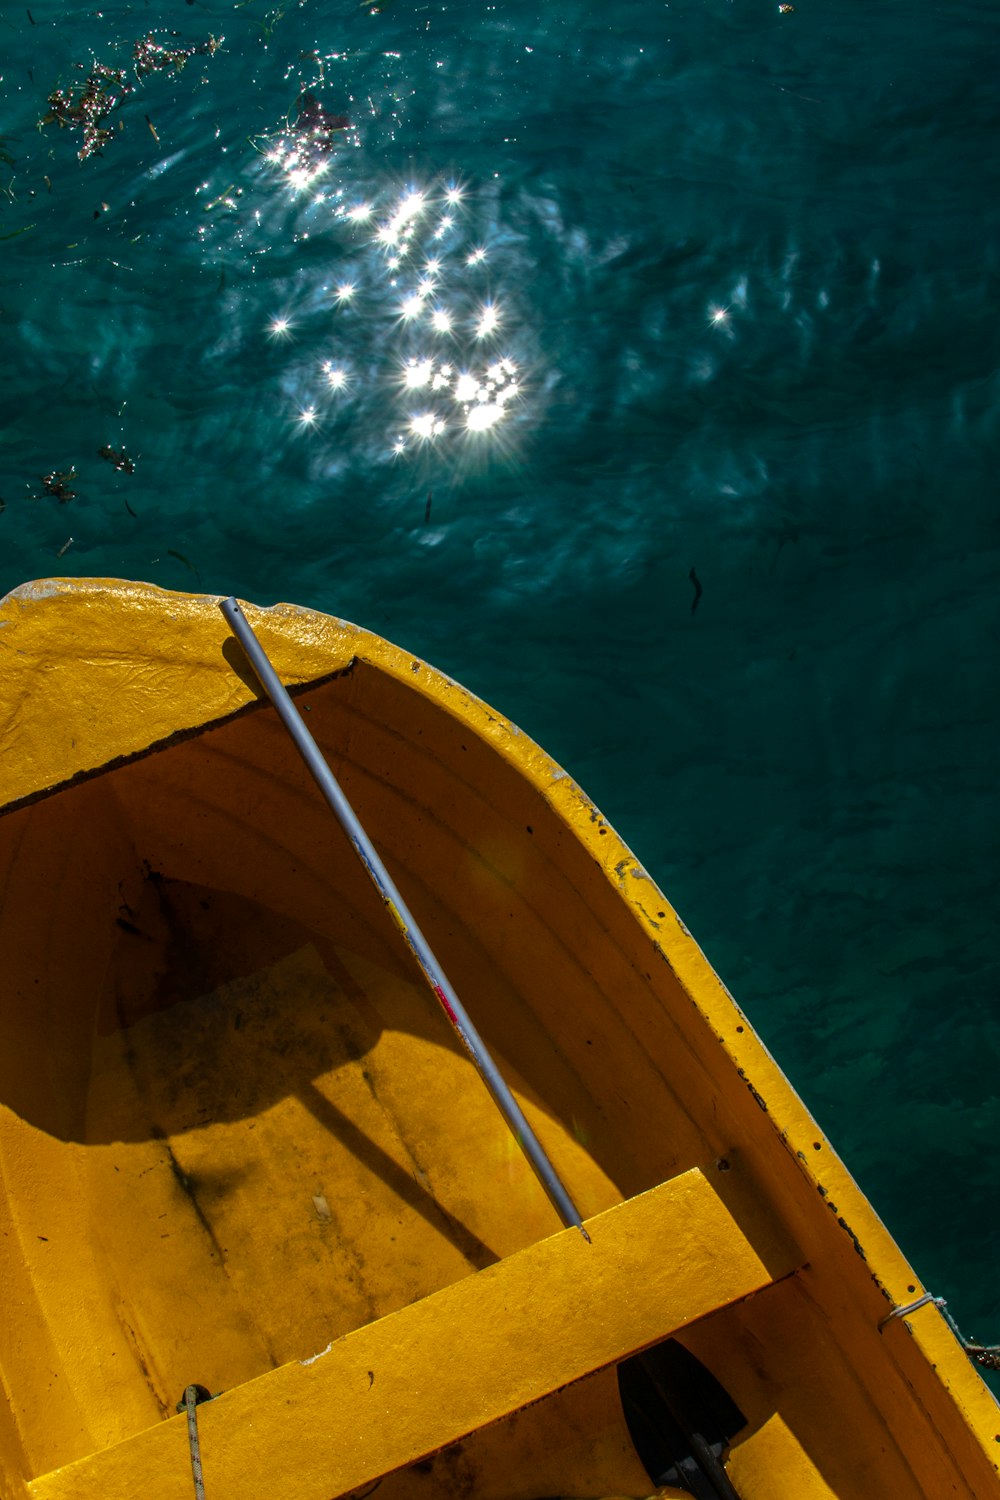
(2, 1, 999, 1349)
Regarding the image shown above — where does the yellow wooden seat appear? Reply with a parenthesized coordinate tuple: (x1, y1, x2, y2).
(30, 1169, 794, 1500)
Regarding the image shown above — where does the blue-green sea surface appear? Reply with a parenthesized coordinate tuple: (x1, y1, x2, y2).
(2, 0, 999, 1361)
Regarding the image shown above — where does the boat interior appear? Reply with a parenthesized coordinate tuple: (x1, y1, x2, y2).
(0, 655, 995, 1499)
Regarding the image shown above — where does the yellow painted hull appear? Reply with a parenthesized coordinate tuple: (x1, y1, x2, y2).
(0, 577, 996, 1500)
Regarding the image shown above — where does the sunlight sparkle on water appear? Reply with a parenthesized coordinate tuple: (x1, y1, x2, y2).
(323, 363, 348, 390)
(394, 355, 521, 439)
(409, 413, 446, 440)
(475, 303, 499, 338)
(261, 172, 527, 451)
(378, 189, 427, 249)
(403, 358, 434, 389)
(266, 143, 327, 195)
(466, 403, 504, 432)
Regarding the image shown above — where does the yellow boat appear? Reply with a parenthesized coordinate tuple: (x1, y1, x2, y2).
(1, 576, 997, 1500)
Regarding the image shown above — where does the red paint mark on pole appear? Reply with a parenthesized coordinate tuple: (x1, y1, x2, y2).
(433, 983, 459, 1027)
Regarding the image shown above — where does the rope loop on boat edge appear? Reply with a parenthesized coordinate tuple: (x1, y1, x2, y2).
(175, 1384, 214, 1499)
(879, 1294, 1000, 1371)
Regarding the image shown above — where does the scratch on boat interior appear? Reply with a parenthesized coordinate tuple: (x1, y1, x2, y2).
(300, 1341, 333, 1366)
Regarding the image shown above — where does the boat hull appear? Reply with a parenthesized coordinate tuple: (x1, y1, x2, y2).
(0, 578, 997, 1499)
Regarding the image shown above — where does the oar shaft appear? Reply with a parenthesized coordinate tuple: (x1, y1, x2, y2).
(220, 596, 587, 1238)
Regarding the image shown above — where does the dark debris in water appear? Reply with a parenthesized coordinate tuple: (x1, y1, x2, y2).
(98, 444, 136, 475)
(251, 88, 353, 180)
(291, 90, 351, 158)
(167, 548, 202, 584)
(39, 469, 78, 504)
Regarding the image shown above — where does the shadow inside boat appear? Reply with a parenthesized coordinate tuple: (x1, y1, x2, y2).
(10, 855, 501, 1270)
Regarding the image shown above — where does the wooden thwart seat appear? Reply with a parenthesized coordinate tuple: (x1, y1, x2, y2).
(30, 1168, 793, 1500)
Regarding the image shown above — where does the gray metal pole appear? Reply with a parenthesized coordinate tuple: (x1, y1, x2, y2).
(219, 596, 588, 1239)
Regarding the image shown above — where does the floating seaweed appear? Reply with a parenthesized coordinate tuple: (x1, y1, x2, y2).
(133, 33, 223, 77)
(40, 36, 222, 161)
(235, 2, 287, 43)
(39, 469, 78, 504)
(98, 444, 136, 474)
(42, 65, 133, 161)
